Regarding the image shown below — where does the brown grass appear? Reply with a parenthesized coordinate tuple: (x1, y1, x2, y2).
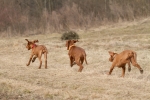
(1, 18, 150, 100)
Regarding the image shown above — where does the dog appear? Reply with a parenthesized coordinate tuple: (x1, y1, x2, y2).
(25, 39, 48, 69)
(66, 40, 88, 72)
(108, 50, 143, 77)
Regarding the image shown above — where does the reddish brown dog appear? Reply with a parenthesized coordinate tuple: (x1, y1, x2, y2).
(108, 50, 143, 77)
(66, 40, 88, 72)
(25, 39, 48, 69)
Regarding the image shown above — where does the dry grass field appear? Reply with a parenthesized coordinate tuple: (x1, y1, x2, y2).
(1, 18, 150, 100)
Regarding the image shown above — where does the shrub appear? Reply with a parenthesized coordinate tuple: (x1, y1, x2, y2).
(61, 31, 79, 40)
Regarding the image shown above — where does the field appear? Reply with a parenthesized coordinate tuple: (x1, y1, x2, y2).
(1, 18, 150, 100)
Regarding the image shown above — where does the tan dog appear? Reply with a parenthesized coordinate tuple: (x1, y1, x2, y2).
(108, 50, 143, 77)
(25, 39, 48, 69)
(66, 40, 88, 72)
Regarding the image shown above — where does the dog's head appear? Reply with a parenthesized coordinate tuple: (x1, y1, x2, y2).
(25, 39, 39, 50)
(108, 51, 117, 62)
(66, 40, 79, 50)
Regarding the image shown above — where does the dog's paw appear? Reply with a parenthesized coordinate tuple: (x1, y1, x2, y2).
(70, 64, 73, 67)
(107, 72, 111, 75)
(32, 58, 36, 63)
(140, 69, 143, 74)
(128, 68, 131, 72)
(26, 64, 29, 66)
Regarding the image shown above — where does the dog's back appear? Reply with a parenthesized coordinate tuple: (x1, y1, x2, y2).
(114, 50, 133, 66)
(69, 46, 87, 64)
(69, 46, 85, 56)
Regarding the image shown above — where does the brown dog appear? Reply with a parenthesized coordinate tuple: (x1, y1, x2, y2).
(25, 39, 48, 69)
(66, 40, 88, 72)
(108, 50, 143, 77)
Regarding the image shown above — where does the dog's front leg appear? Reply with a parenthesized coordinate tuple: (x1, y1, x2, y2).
(121, 65, 126, 77)
(108, 63, 115, 75)
(32, 56, 37, 63)
(128, 62, 131, 72)
(27, 55, 33, 66)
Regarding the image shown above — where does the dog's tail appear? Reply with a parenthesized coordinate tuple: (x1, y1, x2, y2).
(42, 46, 48, 54)
(84, 54, 88, 65)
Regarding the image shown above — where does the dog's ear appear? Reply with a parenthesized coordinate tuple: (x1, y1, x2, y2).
(76, 40, 79, 42)
(33, 40, 39, 43)
(73, 40, 79, 43)
(25, 39, 29, 42)
(66, 40, 70, 50)
(108, 51, 114, 56)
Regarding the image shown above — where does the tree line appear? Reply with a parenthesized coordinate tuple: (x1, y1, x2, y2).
(0, 0, 150, 36)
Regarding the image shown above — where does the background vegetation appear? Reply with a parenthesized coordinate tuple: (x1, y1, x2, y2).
(61, 31, 79, 40)
(0, 0, 150, 36)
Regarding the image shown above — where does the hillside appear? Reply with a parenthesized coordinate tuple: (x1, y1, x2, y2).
(0, 18, 150, 100)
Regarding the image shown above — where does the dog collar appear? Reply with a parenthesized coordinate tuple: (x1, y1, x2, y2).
(31, 44, 37, 49)
(69, 45, 75, 50)
(112, 53, 117, 59)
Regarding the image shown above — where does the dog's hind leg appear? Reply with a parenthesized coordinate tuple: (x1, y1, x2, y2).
(44, 52, 47, 69)
(38, 51, 43, 69)
(131, 57, 143, 74)
(80, 57, 84, 65)
(75, 59, 83, 72)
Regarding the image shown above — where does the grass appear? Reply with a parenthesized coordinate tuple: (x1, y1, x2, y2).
(1, 18, 150, 100)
